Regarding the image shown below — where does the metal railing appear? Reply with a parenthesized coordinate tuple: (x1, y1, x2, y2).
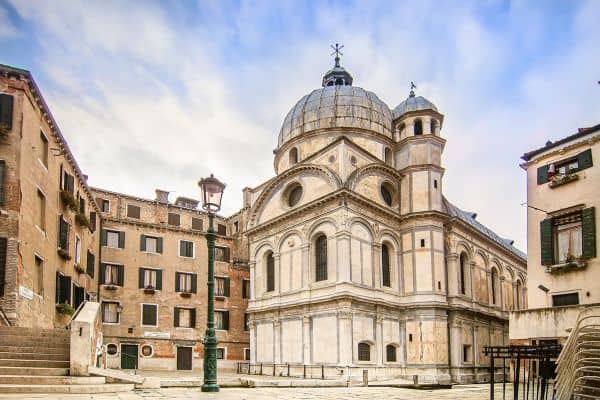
(66, 300, 87, 329)
(237, 363, 329, 379)
(554, 306, 600, 400)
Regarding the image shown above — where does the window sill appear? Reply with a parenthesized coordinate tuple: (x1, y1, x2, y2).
(548, 173, 579, 188)
(102, 284, 121, 291)
(546, 259, 587, 274)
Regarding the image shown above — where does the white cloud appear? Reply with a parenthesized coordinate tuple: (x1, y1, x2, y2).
(0, 6, 17, 38)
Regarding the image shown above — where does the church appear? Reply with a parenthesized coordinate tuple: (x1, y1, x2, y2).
(241, 50, 527, 384)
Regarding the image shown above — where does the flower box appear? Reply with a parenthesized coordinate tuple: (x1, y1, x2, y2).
(60, 190, 79, 211)
(56, 303, 75, 316)
(549, 173, 579, 188)
(179, 292, 192, 298)
(103, 284, 118, 291)
(143, 286, 156, 294)
(74, 263, 85, 274)
(547, 258, 587, 274)
(75, 213, 92, 229)
(57, 248, 71, 260)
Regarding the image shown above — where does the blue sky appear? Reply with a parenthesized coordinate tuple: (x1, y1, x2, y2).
(1, 0, 599, 251)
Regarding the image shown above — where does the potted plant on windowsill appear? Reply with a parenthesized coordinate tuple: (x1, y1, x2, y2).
(74, 263, 85, 274)
(143, 285, 156, 294)
(56, 302, 75, 316)
(75, 212, 91, 229)
(60, 190, 79, 211)
(57, 247, 71, 260)
(103, 284, 118, 291)
(180, 291, 192, 298)
(548, 254, 587, 274)
(549, 173, 579, 188)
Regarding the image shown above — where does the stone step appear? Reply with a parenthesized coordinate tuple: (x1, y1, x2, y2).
(88, 366, 145, 384)
(0, 336, 70, 347)
(0, 327, 70, 337)
(0, 375, 106, 385)
(0, 345, 70, 355)
(0, 383, 134, 394)
(0, 359, 70, 368)
(0, 367, 69, 376)
(0, 351, 69, 361)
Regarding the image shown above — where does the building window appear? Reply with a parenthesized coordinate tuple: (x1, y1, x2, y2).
(73, 284, 84, 310)
(381, 243, 391, 287)
(384, 147, 392, 165)
(0, 160, 5, 207)
(191, 217, 203, 231)
(541, 208, 596, 265)
(414, 119, 423, 135)
(242, 279, 250, 299)
(127, 204, 141, 219)
(0, 93, 14, 131)
(100, 199, 110, 213)
(106, 343, 118, 355)
(380, 183, 393, 206)
(168, 213, 180, 227)
(78, 196, 85, 215)
(141, 304, 158, 326)
(315, 235, 328, 282)
(463, 345, 471, 363)
(174, 307, 196, 328)
(139, 268, 162, 290)
(552, 292, 579, 307)
(244, 348, 251, 361)
(358, 342, 370, 361)
(491, 268, 500, 305)
(266, 252, 275, 292)
(89, 211, 97, 232)
(516, 280, 523, 310)
(459, 253, 468, 295)
(386, 344, 396, 362)
(102, 229, 124, 249)
(38, 131, 49, 167)
(140, 234, 162, 253)
(217, 224, 227, 235)
(216, 348, 225, 360)
(215, 277, 230, 297)
(176, 272, 196, 293)
(36, 189, 46, 231)
(244, 313, 249, 331)
(86, 250, 95, 278)
(234, 221, 239, 233)
(74, 235, 81, 264)
(215, 246, 230, 262)
(430, 119, 437, 134)
(179, 240, 194, 258)
(420, 239, 425, 248)
(537, 149, 593, 184)
(289, 147, 299, 165)
(102, 301, 120, 324)
(141, 345, 153, 357)
(34, 255, 44, 295)
(58, 216, 70, 251)
(100, 263, 124, 286)
(215, 311, 229, 330)
(287, 184, 303, 207)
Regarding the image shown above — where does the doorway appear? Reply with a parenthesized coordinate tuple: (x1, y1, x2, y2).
(177, 346, 193, 370)
(121, 344, 138, 369)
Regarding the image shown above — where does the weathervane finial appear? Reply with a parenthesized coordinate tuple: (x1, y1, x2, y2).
(330, 43, 344, 67)
(410, 81, 417, 97)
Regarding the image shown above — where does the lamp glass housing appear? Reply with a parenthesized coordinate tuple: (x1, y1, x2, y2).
(198, 174, 226, 213)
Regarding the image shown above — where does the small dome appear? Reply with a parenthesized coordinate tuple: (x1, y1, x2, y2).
(278, 85, 393, 148)
(392, 90, 437, 119)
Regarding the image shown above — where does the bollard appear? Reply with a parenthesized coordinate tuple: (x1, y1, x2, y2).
(363, 369, 368, 386)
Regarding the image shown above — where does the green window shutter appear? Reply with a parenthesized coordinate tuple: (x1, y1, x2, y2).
(157, 237, 163, 253)
(174, 307, 180, 327)
(0, 94, 14, 130)
(223, 311, 229, 330)
(224, 277, 230, 297)
(175, 272, 180, 292)
(191, 274, 197, 293)
(0, 237, 6, 296)
(190, 309, 196, 328)
(578, 149, 593, 171)
(100, 230, 107, 246)
(582, 207, 596, 259)
(139, 268, 145, 288)
(55, 271, 60, 303)
(140, 235, 146, 251)
(224, 247, 230, 262)
(179, 241, 185, 256)
(156, 270, 162, 290)
(117, 265, 124, 286)
(89, 212, 96, 232)
(0, 160, 5, 207)
(86, 251, 95, 277)
(99, 264, 106, 284)
(540, 218, 554, 265)
(537, 165, 549, 185)
(118, 231, 125, 248)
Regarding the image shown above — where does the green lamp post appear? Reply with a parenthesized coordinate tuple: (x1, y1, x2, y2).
(198, 174, 226, 393)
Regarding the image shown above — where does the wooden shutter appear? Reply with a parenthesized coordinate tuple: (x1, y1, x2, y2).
(224, 278, 230, 297)
(156, 270, 162, 290)
(79, 196, 85, 214)
(582, 207, 596, 259)
(537, 164, 549, 185)
(179, 241, 185, 257)
(89, 212, 96, 232)
(315, 235, 328, 281)
(540, 218, 554, 266)
(0, 160, 5, 207)
(55, 271, 60, 303)
(218, 224, 227, 235)
(117, 265, 124, 286)
(578, 149, 593, 171)
(140, 235, 146, 251)
(192, 217, 203, 231)
(190, 309, 196, 328)
(243, 280, 250, 299)
(73, 285, 84, 309)
(156, 237, 163, 254)
(175, 272, 181, 292)
(59, 217, 69, 250)
(60, 275, 71, 304)
(139, 268, 145, 288)
(223, 311, 229, 330)
(222, 247, 230, 262)
(66, 174, 75, 194)
(0, 93, 14, 130)
(0, 237, 7, 296)
(174, 307, 180, 327)
(168, 213, 180, 226)
(86, 251, 95, 277)
(99, 264, 106, 284)
(266, 253, 275, 292)
(191, 274, 197, 293)
(143, 304, 157, 326)
(382, 244, 391, 287)
(118, 231, 125, 248)
(100, 229, 107, 246)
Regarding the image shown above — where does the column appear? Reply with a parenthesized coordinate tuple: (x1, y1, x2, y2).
(249, 321, 256, 363)
(469, 261, 476, 299)
(376, 315, 384, 365)
(249, 261, 256, 299)
(274, 319, 281, 363)
(372, 243, 382, 289)
(274, 253, 281, 294)
(336, 231, 351, 282)
(338, 311, 353, 365)
(301, 244, 310, 288)
(424, 118, 432, 136)
(302, 316, 311, 364)
(446, 253, 458, 296)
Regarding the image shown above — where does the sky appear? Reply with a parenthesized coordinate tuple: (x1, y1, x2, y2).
(1, 0, 599, 252)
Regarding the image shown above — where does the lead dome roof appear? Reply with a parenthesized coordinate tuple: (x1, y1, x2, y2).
(392, 90, 438, 119)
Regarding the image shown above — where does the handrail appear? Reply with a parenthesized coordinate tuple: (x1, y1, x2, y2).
(0, 306, 11, 326)
(66, 300, 87, 329)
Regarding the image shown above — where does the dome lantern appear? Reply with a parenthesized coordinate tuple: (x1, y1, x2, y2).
(321, 43, 353, 87)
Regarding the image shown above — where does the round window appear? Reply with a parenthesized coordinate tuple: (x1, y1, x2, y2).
(288, 185, 303, 207)
(106, 343, 118, 355)
(141, 344, 153, 357)
(381, 184, 393, 206)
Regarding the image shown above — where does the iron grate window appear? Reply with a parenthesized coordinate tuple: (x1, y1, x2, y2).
(315, 235, 328, 282)
(358, 342, 370, 361)
(552, 292, 579, 307)
(386, 344, 396, 362)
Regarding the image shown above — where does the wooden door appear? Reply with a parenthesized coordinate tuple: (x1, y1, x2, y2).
(177, 346, 192, 370)
(121, 344, 138, 369)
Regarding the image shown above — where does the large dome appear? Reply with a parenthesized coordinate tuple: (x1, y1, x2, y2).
(392, 91, 437, 119)
(278, 85, 393, 148)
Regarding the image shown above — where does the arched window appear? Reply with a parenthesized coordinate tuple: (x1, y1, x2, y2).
(358, 342, 370, 361)
(289, 147, 298, 165)
(287, 184, 303, 207)
(398, 123, 405, 136)
(335, 78, 344, 85)
(430, 119, 437, 134)
(384, 147, 392, 165)
(516, 280, 523, 310)
(491, 268, 499, 305)
(414, 119, 423, 135)
(315, 235, 328, 282)
(266, 252, 275, 292)
(380, 182, 394, 207)
(386, 344, 396, 362)
(459, 253, 468, 295)
(381, 244, 391, 287)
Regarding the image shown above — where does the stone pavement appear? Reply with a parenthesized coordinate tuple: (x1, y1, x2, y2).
(0, 384, 512, 399)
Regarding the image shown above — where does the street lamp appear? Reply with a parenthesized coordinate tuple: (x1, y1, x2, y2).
(198, 174, 226, 393)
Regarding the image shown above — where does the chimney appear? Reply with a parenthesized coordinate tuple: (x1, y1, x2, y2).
(155, 189, 170, 204)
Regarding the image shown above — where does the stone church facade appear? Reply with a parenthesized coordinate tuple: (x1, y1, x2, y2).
(243, 59, 527, 383)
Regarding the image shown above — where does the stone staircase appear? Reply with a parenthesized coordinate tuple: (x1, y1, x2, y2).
(0, 326, 134, 394)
